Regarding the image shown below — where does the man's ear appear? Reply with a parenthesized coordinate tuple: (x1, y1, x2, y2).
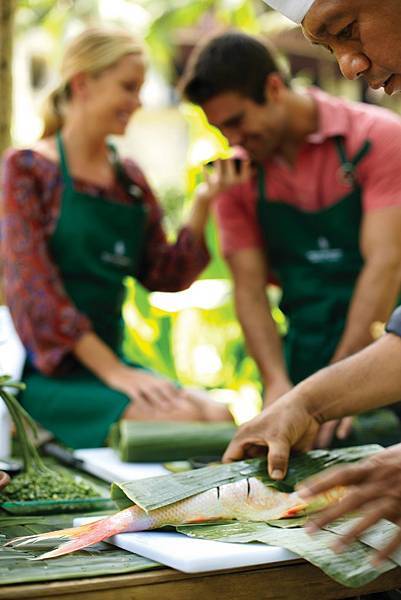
(264, 72, 286, 103)
(69, 72, 90, 99)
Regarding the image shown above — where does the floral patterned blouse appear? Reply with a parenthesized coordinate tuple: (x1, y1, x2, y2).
(1, 148, 209, 375)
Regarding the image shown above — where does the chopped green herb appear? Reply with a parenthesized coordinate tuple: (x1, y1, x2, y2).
(0, 470, 98, 502)
(0, 375, 98, 502)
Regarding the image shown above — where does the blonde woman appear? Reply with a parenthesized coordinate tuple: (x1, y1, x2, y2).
(1, 26, 238, 449)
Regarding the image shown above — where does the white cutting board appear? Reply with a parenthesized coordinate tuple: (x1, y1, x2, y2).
(74, 517, 298, 573)
(74, 447, 169, 482)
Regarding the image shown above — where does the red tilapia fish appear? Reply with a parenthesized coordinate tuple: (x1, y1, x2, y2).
(6, 477, 344, 560)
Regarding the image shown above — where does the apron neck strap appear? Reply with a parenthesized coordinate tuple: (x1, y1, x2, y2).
(107, 142, 121, 177)
(56, 133, 143, 203)
(56, 130, 72, 185)
(257, 164, 267, 203)
(257, 137, 372, 200)
(107, 142, 145, 203)
(334, 136, 372, 182)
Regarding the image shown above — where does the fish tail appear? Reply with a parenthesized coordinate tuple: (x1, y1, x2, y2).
(30, 524, 117, 561)
(4, 523, 101, 548)
(7, 506, 143, 560)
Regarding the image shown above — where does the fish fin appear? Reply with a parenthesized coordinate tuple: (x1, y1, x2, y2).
(280, 503, 308, 518)
(281, 486, 347, 519)
(184, 516, 224, 524)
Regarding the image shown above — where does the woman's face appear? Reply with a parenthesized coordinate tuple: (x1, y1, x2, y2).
(80, 53, 145, 135)
(302, 0, 401, 95)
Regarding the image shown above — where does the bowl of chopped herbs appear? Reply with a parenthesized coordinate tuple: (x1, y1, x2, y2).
(0, 375, 115, 514)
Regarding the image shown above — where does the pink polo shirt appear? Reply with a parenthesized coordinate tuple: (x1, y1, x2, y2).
(215, 87, 401, 257)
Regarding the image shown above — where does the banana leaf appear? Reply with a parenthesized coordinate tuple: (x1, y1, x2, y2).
(0, 513, 160, 585)
(266, 516, 309, 528)
(109, 420, 237, 462)
(324, 516, 401, 566)
(176, 521, 395, 588)
(111, 445, 382, 511)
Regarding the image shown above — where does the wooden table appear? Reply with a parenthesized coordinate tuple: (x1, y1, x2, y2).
(2, 559, 401, 600)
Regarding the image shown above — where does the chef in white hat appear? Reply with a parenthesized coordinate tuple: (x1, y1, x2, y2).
(223, 0, 401, 563)
(264, 0, 401, 96)
(265, 0, 315, 23)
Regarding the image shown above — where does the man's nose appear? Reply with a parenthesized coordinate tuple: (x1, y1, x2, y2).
(337, 51, 370, 80)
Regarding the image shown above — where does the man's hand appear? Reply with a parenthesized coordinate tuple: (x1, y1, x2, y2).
(223, 395, 320, 479)
(298, 443, 401, 563)
(314, 417, 354, 448)
(196, 157, 251, 206)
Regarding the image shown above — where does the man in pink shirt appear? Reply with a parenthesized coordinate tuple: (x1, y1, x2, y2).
(182, 31, 401, 446)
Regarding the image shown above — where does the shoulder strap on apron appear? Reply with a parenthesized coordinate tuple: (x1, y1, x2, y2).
(107, 143, 145, 203)
(334, 136, 372, 184)
(257, 164, 267, 203)
(56, 130, 72, 186)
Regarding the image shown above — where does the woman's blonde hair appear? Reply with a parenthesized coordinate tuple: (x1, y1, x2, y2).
(41, 26, 144, 138)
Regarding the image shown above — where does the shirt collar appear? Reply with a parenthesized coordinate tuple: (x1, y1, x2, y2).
(305, 87, 349, 144)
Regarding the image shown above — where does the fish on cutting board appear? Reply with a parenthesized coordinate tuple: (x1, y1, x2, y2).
(6, 477, 344, 560)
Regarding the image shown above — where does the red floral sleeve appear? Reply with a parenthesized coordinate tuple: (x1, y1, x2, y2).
(1, 149, 92, 375)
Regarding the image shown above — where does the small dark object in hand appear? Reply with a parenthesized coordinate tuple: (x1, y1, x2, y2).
(206, 157, 243, 174)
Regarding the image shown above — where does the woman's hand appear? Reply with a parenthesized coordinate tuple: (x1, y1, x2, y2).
(108, 365, 231, 422)
(107, 364, 182, 410)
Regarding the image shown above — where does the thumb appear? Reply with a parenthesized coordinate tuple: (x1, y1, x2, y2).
(267, 439, 291, 480)
(222, 438, 247, 463)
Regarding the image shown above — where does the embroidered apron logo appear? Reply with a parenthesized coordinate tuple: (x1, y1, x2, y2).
(305, 237, 343, 264)
(101, 241, 132, 267)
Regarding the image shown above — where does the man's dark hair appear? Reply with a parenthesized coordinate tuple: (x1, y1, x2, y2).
(180, 31, 286, 106)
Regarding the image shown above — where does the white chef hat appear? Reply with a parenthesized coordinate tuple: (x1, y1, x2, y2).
(264, 0, 316, 24)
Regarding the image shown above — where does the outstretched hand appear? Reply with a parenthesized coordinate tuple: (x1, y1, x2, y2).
(298, 443, 401, 563)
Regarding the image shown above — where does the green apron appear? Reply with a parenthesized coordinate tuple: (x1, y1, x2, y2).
(257, 136, 371, 384)
(257, 137, 401, 447)
(20, 131, 148, 448)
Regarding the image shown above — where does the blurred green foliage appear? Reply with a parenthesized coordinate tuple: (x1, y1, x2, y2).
(122, 94, 268, 419)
